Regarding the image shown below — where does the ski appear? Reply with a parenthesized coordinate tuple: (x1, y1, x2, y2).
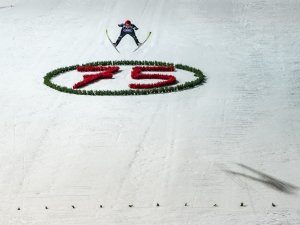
(106, 29, 120, 53)
(133, 32, 152, 52)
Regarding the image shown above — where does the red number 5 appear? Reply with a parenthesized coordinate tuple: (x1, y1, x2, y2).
(129, 66, 176, 89)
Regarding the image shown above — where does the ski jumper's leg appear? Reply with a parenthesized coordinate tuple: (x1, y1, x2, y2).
(116, 32, 127, 46)
(129, 32, 140, 46)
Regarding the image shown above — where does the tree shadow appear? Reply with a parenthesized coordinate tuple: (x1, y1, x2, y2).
(224, 163, 299, 194)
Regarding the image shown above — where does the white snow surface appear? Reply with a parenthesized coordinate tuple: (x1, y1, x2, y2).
(1, 0, 300, 224)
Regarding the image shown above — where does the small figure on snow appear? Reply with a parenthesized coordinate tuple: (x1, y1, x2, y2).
(113, 20, 141, 47)
(272, 203, 276, 207)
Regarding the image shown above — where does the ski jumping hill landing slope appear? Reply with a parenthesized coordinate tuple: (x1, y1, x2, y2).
(0, 0, 300, 224)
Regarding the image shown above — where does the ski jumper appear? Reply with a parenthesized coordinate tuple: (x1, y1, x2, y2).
(115, 23, 140, 46)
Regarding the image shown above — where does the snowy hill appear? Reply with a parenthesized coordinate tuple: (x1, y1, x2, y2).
(0, 0, 300, 224)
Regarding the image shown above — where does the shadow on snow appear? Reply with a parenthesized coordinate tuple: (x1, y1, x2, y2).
(224, 163, 299, 194)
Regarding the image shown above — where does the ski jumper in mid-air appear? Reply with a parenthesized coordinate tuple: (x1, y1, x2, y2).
(113, 20, 141, 47)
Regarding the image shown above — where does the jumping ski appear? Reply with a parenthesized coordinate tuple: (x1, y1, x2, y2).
(106, 29, 120, 53)
(133, 32, 152, 52)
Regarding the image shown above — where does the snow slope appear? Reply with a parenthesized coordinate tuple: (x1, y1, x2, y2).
(0, 0, 300, 224)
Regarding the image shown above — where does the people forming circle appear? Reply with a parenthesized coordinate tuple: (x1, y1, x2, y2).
(43, 60, 206, 96)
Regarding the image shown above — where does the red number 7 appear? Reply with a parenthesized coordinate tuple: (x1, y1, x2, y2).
(73, 66, 119, 89)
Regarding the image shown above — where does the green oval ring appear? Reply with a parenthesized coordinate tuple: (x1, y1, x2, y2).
(43, 60, 206, 96)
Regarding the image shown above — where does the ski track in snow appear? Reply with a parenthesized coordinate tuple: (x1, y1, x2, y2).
(0, 0, 300, 224)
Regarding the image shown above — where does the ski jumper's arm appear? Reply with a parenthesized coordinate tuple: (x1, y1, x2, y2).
(118, 23, 124, 27)
(132, 24, 138, 30)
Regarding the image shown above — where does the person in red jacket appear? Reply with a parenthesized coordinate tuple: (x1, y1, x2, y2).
(113, 20, 141, 47)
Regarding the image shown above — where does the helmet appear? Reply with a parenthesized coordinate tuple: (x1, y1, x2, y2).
(125, 20, 131, 25)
